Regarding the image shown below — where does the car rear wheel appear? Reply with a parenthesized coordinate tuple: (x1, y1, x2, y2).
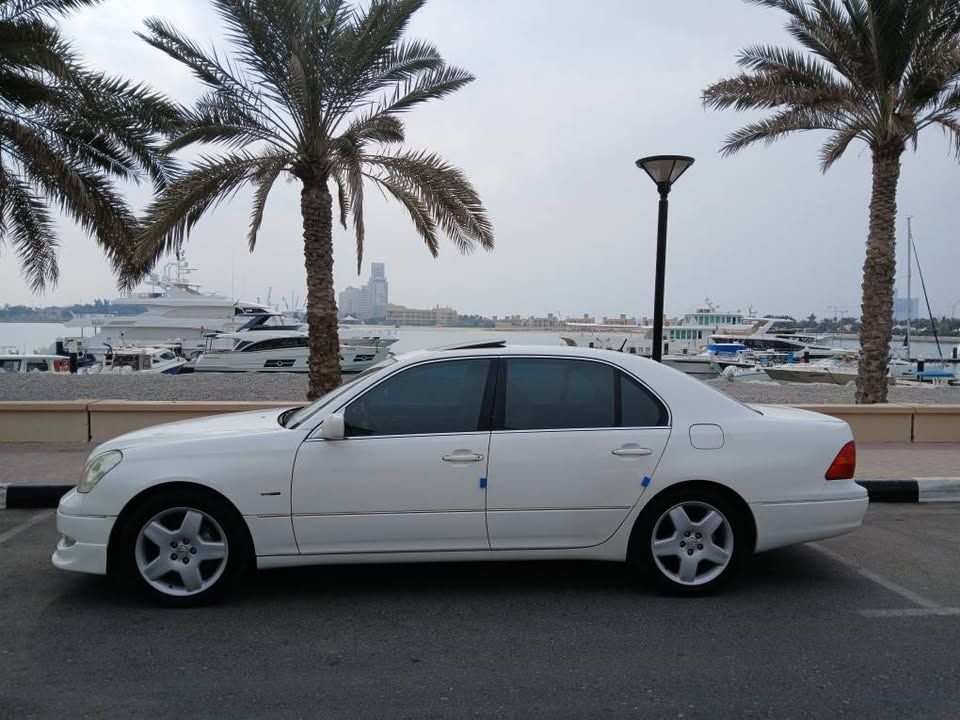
(632, 488, 748, 595)
(117, 489, 249, 606)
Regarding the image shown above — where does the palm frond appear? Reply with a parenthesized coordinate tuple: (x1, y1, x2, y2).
(365, 172, 438, 256)
(0, 172, 59, 292)
(131, 151, 281, 284)
(247, 155, 287, 251)
(720, 108, 841, 155)
(818, 125, 866, 170)
(366, 149, 493, 254)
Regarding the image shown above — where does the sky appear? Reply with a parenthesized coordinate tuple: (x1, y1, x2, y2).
(2, 0, 958, 320)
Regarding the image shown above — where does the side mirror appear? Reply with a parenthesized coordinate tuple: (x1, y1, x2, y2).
(319, 413, 345, 441)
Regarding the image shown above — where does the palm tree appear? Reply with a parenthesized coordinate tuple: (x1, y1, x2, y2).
(132, 0, 494, 399)
(1, 0, 178, 292)
(703, 0, 960, 403)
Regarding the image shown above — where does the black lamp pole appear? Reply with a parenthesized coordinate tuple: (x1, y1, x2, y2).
(635, 155, 695, 363)
(652, 182, 671, 363)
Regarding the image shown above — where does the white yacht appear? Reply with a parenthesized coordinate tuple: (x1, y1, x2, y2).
(560, 308, 755, 379)
(710, 318, 838, 359)
(92, 346, 188, 375)
(191, 330, 392, 374)
(63, 254, 276, 353)
(764, 354, 916, 385)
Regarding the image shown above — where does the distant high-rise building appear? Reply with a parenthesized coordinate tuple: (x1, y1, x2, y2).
(338, 263, 389, 321)
(894, 290, 919, 322)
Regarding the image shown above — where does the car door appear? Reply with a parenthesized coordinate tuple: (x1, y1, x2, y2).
(291, 358, 495, 555)
(486, 357, 670, 550)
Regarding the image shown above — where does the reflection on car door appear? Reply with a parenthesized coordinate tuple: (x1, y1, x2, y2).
(291, 358, 495, 555)
(485, 357, 670, 550)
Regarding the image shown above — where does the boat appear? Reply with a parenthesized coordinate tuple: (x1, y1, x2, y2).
(560, 307, 756, 379)
(190, 330, 392, 374)
(720, 365, 772, 383)
(561, 307, 754, 358)
(709, 317, 838, 359)
(91, 346, 188, 374)
(763, 353, 916, 385)
(0, 350, 71, 374)
(61, 253, 277, 354)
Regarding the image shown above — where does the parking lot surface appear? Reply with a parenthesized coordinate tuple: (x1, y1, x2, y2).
(1, 505, 958, 719)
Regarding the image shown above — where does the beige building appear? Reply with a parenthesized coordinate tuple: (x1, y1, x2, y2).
(492, 313, 563, 329)
(385, 304, 459, 326)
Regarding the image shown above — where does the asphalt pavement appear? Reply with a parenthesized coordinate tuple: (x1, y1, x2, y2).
(1, 505, 959, 719)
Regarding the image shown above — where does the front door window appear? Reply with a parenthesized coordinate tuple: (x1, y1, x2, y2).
(345, 359, 492, 436)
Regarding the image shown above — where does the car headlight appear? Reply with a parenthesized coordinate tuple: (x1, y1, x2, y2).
(78, 450, 122, 493)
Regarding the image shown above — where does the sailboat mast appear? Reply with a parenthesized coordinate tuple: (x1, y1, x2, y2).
(906, 216, 912, 359)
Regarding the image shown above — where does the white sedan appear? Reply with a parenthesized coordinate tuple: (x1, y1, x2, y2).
(53, 344, 867, 605)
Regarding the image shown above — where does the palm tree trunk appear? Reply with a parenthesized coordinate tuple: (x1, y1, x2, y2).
(856, 142, 903, 404)
(300, 176, 342, 400)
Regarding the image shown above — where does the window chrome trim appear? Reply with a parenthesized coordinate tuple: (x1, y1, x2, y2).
(306, 352, 673, 439)
(323, 356, 496, 439)
(495, 354, 672, 430)
(305, 430, 491, 443)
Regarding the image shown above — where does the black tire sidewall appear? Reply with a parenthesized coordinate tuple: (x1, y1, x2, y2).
(116, 488, 250, 607)
(632, 486, 749, 596)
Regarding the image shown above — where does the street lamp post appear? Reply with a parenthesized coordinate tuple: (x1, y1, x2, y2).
(635, 155, 695, 362)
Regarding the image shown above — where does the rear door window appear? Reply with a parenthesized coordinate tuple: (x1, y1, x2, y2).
(501, 358, 616, 430)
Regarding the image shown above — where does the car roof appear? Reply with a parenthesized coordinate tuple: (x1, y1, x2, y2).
(394, 343, 650, 366)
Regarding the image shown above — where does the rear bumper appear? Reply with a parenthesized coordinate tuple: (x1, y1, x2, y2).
(51, 502, 115, 576)
(752, 482, 868, 552)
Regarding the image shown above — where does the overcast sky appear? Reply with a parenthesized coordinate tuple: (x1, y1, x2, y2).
(2, 0, 958, 320)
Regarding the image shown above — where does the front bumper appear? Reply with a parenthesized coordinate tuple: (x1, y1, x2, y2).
(752, 481, 869, 552)
(51, 498, 116, 576)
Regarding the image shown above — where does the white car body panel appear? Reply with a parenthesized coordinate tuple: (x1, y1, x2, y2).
(52, 345, 868, 580)
(291, 433, 491, 554)
(485, 427, 669, 549)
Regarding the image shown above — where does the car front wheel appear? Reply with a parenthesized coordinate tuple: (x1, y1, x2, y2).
(117, 489, 249, 606)
(633, 488, 748, 595)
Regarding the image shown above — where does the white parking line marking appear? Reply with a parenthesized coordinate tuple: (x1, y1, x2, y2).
(808, 542, 941, 610)
(0, 511, 53, 546)
(859, 608, 960, 618)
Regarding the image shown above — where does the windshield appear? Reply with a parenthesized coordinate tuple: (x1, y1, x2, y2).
(283, 357, 397, 428)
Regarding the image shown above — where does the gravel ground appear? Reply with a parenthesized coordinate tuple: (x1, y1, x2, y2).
(0, 372, 311, 402)
(2, 371, 960, 404)
(705, 378, 960, 405)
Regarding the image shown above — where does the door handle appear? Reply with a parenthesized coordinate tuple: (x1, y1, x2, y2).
(611, 445, 653, 457)
(442, 451, 484, 463)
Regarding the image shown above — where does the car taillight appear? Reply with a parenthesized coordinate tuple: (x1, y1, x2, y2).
(825, 441, 856, 480)
(54, 358, 70, 372)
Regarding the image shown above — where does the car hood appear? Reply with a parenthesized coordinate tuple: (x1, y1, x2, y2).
(97, 407, 295, 452)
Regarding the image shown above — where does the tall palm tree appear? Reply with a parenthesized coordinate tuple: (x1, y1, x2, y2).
(703, 0, 960, 403)
(1, 0, 178, 291)
(132, 0, 494, 399)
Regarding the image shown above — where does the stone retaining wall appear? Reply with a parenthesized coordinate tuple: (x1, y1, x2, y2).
(0, 401, 956, 444)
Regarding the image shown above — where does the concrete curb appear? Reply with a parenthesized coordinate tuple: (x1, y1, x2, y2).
(2, 479, 959, 510)
(856, 478, 960, 503)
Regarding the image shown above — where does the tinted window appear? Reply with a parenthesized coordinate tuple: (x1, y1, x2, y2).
(502, 359, 615, 430)
(26, 361, 49, 372)
(619, 372, 668, 427)
(344, 359, 492, 437)
(0, 359, 21, 373)
(243, 337, 308, 352)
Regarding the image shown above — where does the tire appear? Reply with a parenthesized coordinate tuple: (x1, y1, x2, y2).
(115, 488, 251, 607)
(630, 486, 749, 596)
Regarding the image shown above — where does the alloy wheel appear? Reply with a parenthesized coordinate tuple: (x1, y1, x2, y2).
(134, 507, 229, 597)
(650, 501, 734, 586)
